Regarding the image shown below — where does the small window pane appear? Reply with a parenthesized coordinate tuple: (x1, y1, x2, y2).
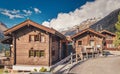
(40, 50, 45, 57)
(29, 35, 34, 42)
(41, 36, 45, 42)
(78, 41, 82, 45)
(90, 40, 94, 46)
(35, 35, 39, 41)
(29, 50, 34, 57)
(35, 50, 40, 57)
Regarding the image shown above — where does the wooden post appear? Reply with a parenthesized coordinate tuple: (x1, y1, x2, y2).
(49, 34, 52, 66)
(59, 40, 62, 60)
(76, 53, 78, 62)
(80, 52, 83, 61)
(71, 53, 73, 65)
(86, 52, 88, 59)
(85, 47, 88, 59)
(97, 49, 100, 57)
(92, 51, 94, 58)
(92, 48, 94, 58)
(12, 34, 16, 65)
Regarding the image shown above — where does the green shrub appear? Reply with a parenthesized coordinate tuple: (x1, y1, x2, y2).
(39, 67, 47, 72)
(4, 70, 8, 73)
(33, 68, 37, 72)
(5, 51, 10, 57)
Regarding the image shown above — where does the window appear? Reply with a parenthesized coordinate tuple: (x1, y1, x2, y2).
(41, 33, 46, 42)
(107, 44, 115, 48)
(35, 50, 40, 57)
(29, 33, 46, 42)
(106, 35, 112, 39)
(29, 50, 34, 57)
(89, 40, 94, 46)
(29, 35, 35, 42)
(78, 41, 82, 45)
(29, 50, 45, 57)
(34, 35, 39, 41)
(40, 50, 45, 57)
(29, 35, 39, 42)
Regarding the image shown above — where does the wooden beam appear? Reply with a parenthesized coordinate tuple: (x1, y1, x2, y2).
(12, 34, 16, 65)
(49, 34, 52, 66)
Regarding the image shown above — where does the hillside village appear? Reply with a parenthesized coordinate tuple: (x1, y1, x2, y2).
(0, 9, 120, 74)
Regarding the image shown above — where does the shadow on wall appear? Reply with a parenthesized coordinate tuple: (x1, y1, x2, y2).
(67, 42, 75, 55)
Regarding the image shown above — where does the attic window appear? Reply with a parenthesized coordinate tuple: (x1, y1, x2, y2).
(29, 35, 39, 42)
(29, 35, 35, 42)
(34, 35, 39, 41)
(41, 33, 46, 42)
(29, 33, 46, 42)
(78, 41, 82, 45)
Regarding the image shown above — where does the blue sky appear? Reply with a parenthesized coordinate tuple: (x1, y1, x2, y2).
(0, 0, 94, 28)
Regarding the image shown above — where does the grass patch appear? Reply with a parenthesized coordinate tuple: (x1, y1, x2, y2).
(0, 69, 4, 74)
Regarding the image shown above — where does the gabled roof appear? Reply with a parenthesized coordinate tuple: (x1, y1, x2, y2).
(72, 28, 105, 39)
(4, 19, 65, 39)
(100, 30, 116, 36)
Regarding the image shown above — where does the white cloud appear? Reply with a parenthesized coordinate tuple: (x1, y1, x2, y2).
(34, 8, 41, 14)
(42, 0, 120, 31)
(23, 10, 32, 16)
(10, 9, 20, 14)
(0, 9, 24, 19)
(1, 11, 23, 19)
(0, 7, 41, 19)
(42, 21, 50, 27)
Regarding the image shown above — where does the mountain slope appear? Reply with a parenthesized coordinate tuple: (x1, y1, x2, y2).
(0, 22, 8, 51)
(0, 22, 7, 39)
(61, 17, 100, 36)
(61, 8, 120, 36)
(90, 8, 120, 32)
(0, 22, 7, 32)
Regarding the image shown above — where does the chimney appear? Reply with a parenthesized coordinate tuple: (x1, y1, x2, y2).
(76, 26, 79, 33)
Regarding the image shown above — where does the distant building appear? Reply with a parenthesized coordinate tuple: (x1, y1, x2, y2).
(1, 19, 67, 71)
(71, 28, 105, 54)
(100, 30, 116, 50)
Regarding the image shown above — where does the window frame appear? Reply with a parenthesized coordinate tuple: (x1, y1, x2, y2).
(34, 35, 39, 41)
(39, 50, 45, 57)
(29, 50, 34, 57)
(78, 41, 82, 46)
(29, 50, 45, 58)
(29, 35, 35, 42)
(40, 33, 46, 43)
(29, 33, 46, 42)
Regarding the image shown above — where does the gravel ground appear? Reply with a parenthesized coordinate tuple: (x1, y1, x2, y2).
(69, 56, 120, 74)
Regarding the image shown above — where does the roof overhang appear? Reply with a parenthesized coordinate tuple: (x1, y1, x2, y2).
(100, 30, 116, 36)
(4, 20, 65, 39)
(1, 37, 12, 44)
(72, 28, 105, 39)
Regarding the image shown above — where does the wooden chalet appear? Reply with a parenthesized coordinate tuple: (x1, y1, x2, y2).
(1, 19, 67, 70)
(100, 30, 116, 50)
(71, 28, 105, 55)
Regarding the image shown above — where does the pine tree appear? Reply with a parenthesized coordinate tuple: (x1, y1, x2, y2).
(114, 13, 120, 47)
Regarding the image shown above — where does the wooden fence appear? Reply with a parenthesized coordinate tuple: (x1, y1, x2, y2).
(51, 51, 100, 73)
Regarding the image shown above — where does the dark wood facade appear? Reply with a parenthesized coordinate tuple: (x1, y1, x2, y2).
(100, 30, 116, 50)
(2, 19, 66, 66)
(72, 28, 105, 54)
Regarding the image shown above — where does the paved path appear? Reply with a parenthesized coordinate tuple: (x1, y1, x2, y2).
(69, 56, 120, 74)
